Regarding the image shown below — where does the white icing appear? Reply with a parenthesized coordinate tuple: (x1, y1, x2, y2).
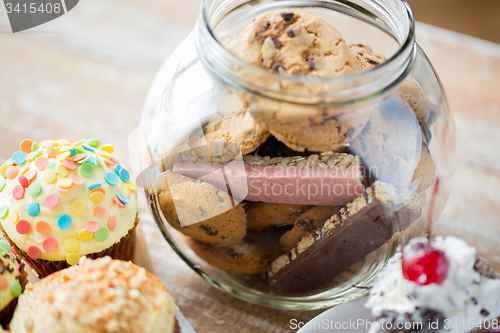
(366, 236, 500, 332)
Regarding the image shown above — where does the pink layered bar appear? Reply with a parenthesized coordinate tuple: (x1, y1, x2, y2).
(172, 154, 364, 206)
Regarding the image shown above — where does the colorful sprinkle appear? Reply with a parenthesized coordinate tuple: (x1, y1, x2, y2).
(31, 142, 40, 152)
(20, 139, 33, 154)
(95, 155, 104, 167)
(31, 148, 43, 159)
(87, 183, 101, 190)
(117, 194, 130, 205)
(69, 148, 77, 157)
(0, 276, 7, 291)
(6, 166, 19, 180)
(78, 229, 93, 242)
(9, 280, 22, 297)
(0, 178, 5, 192)
(46, 144, 56, 158)
(79, 163, 94, 177)
(66, 253, 80, 265)
(85, 221, 100, 233)
(57, 178, 72, 189)
(101, 144, 114, 154)
(47, 162, 58, 172)
(87, 156, 96, 165)
(64, 237, 80, 252)
(5, 182, 16, 194)
(56, 164, 70, 177)
(19, 164, 30, 175)
(0, 164, 9, 178)
(18, 175, 30, 188)
(57, 186, 71, 193)
(69, 174, 84, 186)
(110, 157, 119, 165)
(0, 206, 8, 219)
(92, 205, 107, 217)
(26, 202, 40, 217)
(27, 245, 41, 259)
(62, 159, 77, 171)
(0, 239, 10, 252)
(103, 158, 115, 167)
(95, 227, 109, 242)
(43, 169, 57, 184)
(57, 215, 72, 230)
(90, 187, 105, 195)
(114, 196, 126, 208)
(78, 155, 91, 164)
(71, 200, 87, 215)
(12, 185, 25, 200)
(57, 139, 71, 145)
(9, 209, 18, 223)
(56, 151, 70, 161)
(25, 169, 37, 181)
(107, 216, 116, 231)
(35, 157, 49, 170)
(105, 172, 119, 186)
(42, 237, 57, 252)
(44, 193, 59, 208)
(83, 144, 95, 152)
(28, 182, 42, 197)
(73, 153, 86, 162)
(114, 164, 123, 174)
(90, 191, 105, 203)
(16, 220, 31, 234)
(12, 151, 27, 165)
(119, 168, 130, 182)
(35, 221, 51, 235)
(87, 138, 101, 148)
(74, 146, 85, 154)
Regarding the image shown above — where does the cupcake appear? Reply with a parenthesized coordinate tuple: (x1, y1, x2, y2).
(0, 237, 27, 328)
(0, 138, 138, 277)
(9, 257, 178, 333)
(366, 236, 500, 333)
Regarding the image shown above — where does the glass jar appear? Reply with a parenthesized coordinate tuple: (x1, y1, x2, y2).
(135, 0, 456, 310)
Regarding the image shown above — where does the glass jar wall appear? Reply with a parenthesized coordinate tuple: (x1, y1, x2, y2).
(136, 0, 456, 309)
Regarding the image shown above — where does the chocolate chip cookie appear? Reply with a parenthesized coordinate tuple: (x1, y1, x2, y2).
(188, 107, 270, 162)
(187, 230, 286, 275)
(158, 171, 247, 246)
(350, 44, 386, 71)
(245, 202, 312, 231)
(229, 11, 357, 77)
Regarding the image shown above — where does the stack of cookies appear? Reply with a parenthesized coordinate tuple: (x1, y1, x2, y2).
(157, 11, 437, 293)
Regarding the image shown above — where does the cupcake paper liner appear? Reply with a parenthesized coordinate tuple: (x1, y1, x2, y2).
(0, 215, 139, 278)
(0, 257, 28, 328)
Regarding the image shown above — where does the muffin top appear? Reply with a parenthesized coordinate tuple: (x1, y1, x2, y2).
(0, 238, 23, 311)
(0, 139, 137, 264)
(10, 257, 177, 333)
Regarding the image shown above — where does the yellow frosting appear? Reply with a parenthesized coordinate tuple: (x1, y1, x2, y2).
(0, 139, 137, 263)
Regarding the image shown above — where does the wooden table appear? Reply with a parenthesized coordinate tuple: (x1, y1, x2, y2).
(1, 1, 499, 332)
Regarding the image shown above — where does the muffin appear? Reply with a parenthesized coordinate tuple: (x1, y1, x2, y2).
(366, 236, 500, 333)
(0, 237, 27, 328)
(0, 139, 138, 277)
(9, 256, 179, 333)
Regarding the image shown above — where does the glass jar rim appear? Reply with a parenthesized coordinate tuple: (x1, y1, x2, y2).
(196, 0, 417, 104)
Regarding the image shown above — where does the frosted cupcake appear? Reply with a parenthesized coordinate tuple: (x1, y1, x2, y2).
(0, 138, 138, 277)
(10, 257, 179, 333)
(0, 237, 26, 328)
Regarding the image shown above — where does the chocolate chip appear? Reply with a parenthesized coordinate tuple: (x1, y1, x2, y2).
(296, 219, 313, 231)
(308, 56, 316, 70)
(264, 23, 270, 30)
(480, 309, 490, 316)
(357, 44, 365, 48)
(280, 12, 294, 21)
(270, 36, 281, 49)
(420, 123, 432, 144)
(287, 27, 295, 38)
(471, 297, 478, 305)
(200, 224, 218, 236)
(271, 63, 286, 73)
(227, 248, 243, 259)
(216, 191, 225, 203)
(366, 57, 379, 65)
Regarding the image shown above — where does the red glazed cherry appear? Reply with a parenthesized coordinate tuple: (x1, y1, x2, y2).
(402, 240, 450, 285)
